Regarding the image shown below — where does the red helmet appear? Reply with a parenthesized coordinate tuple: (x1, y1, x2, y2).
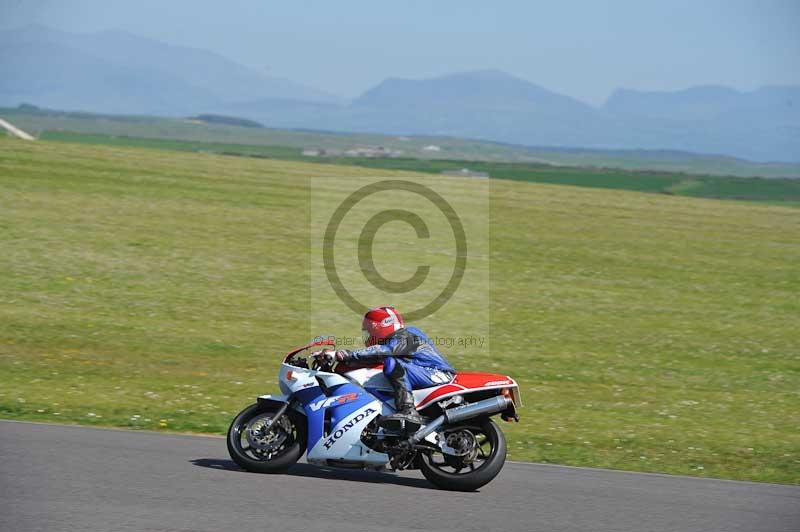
(362, 306, 405, 347)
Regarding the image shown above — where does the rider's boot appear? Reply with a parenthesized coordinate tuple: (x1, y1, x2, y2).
(380, 385, 423, 432)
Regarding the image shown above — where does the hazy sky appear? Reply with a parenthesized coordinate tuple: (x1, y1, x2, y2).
(2, 0, 798, 104)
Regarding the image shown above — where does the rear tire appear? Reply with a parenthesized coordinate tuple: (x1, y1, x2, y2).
(418, 417, 506, 491)
(227, 403, 306, 473)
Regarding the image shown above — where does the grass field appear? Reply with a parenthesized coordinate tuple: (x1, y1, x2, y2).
(38, 131, 800, 205)
(1, 137, 798, 484)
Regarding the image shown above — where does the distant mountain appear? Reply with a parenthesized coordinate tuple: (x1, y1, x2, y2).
(354, 70, 592, 113)
(338, 70, 611, 146)
(605, 85, 800, 123)
(0, 25, 340, 115)
(0, 40, 220, 115)
(228, 70, 614, 148)
(2, 26, 798, 162)
(604, 85, 800, 161)
(606, 86, 741, 121)
(227, 71, 800, 161)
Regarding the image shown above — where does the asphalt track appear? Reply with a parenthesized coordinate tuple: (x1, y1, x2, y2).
(1, 421, 798, 532)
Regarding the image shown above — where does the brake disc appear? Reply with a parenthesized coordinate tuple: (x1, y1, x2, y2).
(246, 414, 289, 452)
(440, 429, 479, 462)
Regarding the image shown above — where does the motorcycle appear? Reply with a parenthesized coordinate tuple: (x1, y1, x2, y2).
(227, 338, 521, 491)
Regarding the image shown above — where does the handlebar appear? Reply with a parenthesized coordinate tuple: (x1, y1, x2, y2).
(282, 338, 336, 363)
(283, 339, 340, 371)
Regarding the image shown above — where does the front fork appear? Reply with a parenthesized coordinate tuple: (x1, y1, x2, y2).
(262, 400, 291, 434)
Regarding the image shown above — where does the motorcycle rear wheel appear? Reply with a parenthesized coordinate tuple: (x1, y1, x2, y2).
(227, 403, 306, 473)
(418, 417, 506, 491)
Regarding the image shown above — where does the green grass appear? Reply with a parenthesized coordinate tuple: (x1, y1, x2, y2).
(39, 131, 304, 160)
(39, 130, 800, 205)
(1, 137, 799, 484)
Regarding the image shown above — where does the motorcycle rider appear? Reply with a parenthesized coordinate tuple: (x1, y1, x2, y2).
(325, 306, 456, 430)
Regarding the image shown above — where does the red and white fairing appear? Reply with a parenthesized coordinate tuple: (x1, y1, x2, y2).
(340, 365, 521, 411)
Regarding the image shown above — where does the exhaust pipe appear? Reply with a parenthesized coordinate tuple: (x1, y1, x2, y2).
(409, 395, 512, 444)
(444, 395, 512, 424)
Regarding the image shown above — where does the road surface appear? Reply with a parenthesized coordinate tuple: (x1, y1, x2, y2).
(1, 421, 797, 532)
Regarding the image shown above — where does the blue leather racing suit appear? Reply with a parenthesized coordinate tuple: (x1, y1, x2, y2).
(348, 326, 456, 390)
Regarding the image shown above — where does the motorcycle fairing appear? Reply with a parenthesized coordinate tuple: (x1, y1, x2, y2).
(340, 366, 519, 410)
(256, 393, 306, 415)
(414, 372, 519, 409)
(278, 362, 390, 465)
(306, 398, 388, 465)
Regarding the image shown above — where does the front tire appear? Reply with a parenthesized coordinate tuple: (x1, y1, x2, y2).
(418, 417, 507, 491)
(227, 403, 306, 473)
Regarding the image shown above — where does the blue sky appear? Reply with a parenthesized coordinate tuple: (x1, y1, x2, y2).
(2, 0, 798, 104)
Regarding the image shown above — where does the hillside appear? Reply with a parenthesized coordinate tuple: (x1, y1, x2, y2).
(0, 137, 798, 484)
(5, 106, 800, 180)
(35, 130, 800, 205)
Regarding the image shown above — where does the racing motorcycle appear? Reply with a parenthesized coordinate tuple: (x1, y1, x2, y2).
(227, 338, 521, 491)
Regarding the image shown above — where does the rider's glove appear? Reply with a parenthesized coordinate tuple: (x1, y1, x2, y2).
(313, 349, 350, 363)
(334, 350, 352, 362)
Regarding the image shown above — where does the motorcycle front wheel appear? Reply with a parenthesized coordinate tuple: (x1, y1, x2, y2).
(227, 403, 306, 473)
(418, 417, 507, 491)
